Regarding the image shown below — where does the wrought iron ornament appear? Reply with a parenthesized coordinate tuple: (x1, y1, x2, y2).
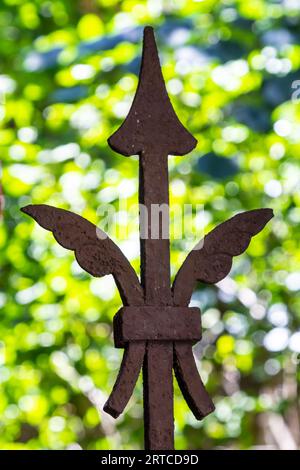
(22, 27, 273, 450)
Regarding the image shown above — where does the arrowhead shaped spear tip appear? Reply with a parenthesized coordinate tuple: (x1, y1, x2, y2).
(108, 26, 197, 157)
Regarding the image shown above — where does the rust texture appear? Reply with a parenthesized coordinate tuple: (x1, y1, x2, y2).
(172, 208, 274, 306)
(114, 306, 201, 346)
(22, 26, 273, 450)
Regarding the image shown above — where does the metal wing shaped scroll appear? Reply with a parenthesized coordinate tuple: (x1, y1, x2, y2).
(22, 204, 146, 418)
(173, 208, 274, 306)
(21, 204, 144, 306)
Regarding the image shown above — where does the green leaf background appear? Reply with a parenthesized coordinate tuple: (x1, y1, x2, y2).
(0, 0, 299, 450)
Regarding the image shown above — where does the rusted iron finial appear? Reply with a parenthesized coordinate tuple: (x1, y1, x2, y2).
(109, 26, 197, 157)
(22, 26, 273, 450)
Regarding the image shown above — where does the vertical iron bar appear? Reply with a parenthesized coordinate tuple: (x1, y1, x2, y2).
(139, 152, 174, 450)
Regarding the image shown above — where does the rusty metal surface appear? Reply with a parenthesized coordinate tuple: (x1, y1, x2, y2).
(114, 306, 201, 345)
(103, 342, 146, 419)
(21, 204, 143, 306)
(173, 342, 215, 420)
(172, 208, 274, 306)
(22, 26, 273, 450)
(108, 26, 197, 158)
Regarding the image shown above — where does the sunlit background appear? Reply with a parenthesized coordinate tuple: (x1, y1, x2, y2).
(0, 0, 300, 450)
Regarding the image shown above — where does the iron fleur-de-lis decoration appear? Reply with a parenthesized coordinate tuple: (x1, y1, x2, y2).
(22, 27, 273, 450)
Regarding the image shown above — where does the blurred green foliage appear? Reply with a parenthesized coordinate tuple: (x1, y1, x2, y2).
(0, 0, 300, 450)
